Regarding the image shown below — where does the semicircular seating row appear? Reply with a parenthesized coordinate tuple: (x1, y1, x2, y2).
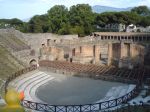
(8, 70, 55, 102)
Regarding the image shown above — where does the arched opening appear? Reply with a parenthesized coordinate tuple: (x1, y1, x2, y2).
(29, 59, 37, 67)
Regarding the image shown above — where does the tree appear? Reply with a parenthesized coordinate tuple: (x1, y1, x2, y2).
(28, 14, 49, 33)
(139, 16, 150, 27)
(94, 11, 141, 29)
(121, 12, 141, 25)
(1, 4, 150, 34)
(0, 18, 24, 30)
(69, 4, 94, 36)
(47, 5, 69, 34)
(131, 6, 150, 16)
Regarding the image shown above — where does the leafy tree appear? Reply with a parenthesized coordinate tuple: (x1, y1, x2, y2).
(57, 22, 71, 35)
(139, 16, 150, 27)
(28, 14, 49, 33)
(28, 15, 43, 33)
(1, 4, 150, 34)
(94, 11, 141, 29)
(121, 12, 141, 25)
(47, 5, 69, 34)
(69, 4, 94, 36)
(131, 6, 150, 16)
(0, 18, 23, 29)
(9, 18, 23, 26)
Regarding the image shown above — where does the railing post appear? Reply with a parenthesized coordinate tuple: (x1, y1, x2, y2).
(80, 105, 82, 112)
(35, 103, 37, 110)
(107, 101, 110, 109)
(99, 102, 101, 110)
(55, 105, 56, 112)
(89, 104, 91, 111)
(115, 98, 117, 106)
(65, 106, 67, 112)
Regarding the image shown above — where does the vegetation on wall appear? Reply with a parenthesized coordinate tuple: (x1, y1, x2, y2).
(0, 5, 150, 36)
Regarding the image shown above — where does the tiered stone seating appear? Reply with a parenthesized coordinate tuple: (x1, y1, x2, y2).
(9, 70, 55, 102)
(39, 60, 145, 83)
(0, 33, 30, 52)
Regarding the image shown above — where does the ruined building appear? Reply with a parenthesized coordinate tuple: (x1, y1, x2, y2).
(39, 32, 150, 69)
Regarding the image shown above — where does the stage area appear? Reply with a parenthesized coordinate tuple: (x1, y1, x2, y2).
(36, 71, 128, 105)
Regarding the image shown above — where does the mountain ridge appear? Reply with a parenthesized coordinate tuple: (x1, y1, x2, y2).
(92, 5, 133, 13)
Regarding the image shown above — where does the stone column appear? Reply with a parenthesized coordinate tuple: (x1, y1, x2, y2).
(95, 45, 100, 64)
(120, 42, 125, 59)
(141, 37, 144, 41)
(130, 44, 137, 65)
(99, 36, 101, 40)
(58, 50, 65, 61)
(75, 47, 80, 56)
(118, 42, 126, 68)
(140, 46, 145, 66)
(108, 43, 113, 66)
(47, 39, 50, 46)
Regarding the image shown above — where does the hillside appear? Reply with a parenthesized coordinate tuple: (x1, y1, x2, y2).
(92, 5, 132, 13)
(0, 29, 31, 94)
(0, 29, 30, 52)
(0, 45, 24, 79)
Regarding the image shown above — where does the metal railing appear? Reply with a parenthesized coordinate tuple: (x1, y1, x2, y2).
(21, 86, 138, 112)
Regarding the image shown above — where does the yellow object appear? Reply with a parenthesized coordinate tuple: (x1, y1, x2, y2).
(0, 89, 25, 112)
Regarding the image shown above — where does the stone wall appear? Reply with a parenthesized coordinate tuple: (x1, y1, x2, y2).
(21, 32, 146, 68)
(1, 29, 146, 68)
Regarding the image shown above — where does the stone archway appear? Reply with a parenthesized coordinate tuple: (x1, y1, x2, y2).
(29, 59, 37, 66)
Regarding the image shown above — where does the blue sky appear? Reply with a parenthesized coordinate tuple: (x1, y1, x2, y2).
(0, 0, 150, 20)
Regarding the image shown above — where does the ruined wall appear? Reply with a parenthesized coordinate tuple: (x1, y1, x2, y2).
(112, 43, 121, 60)
(72, 45, 94, 64)
(81, 45, 93, 57)
(24, 33, 78, 59)
(123, 43, 130, 57)
(28, 31, 145, 68)
(1, 29, 147, 69)
(130, 44, 145, 66)
(40, 45, 64, 61)
(95, 45, 101, 64)
(106, 42, 145, 68)
(144, 44, 150, 65)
